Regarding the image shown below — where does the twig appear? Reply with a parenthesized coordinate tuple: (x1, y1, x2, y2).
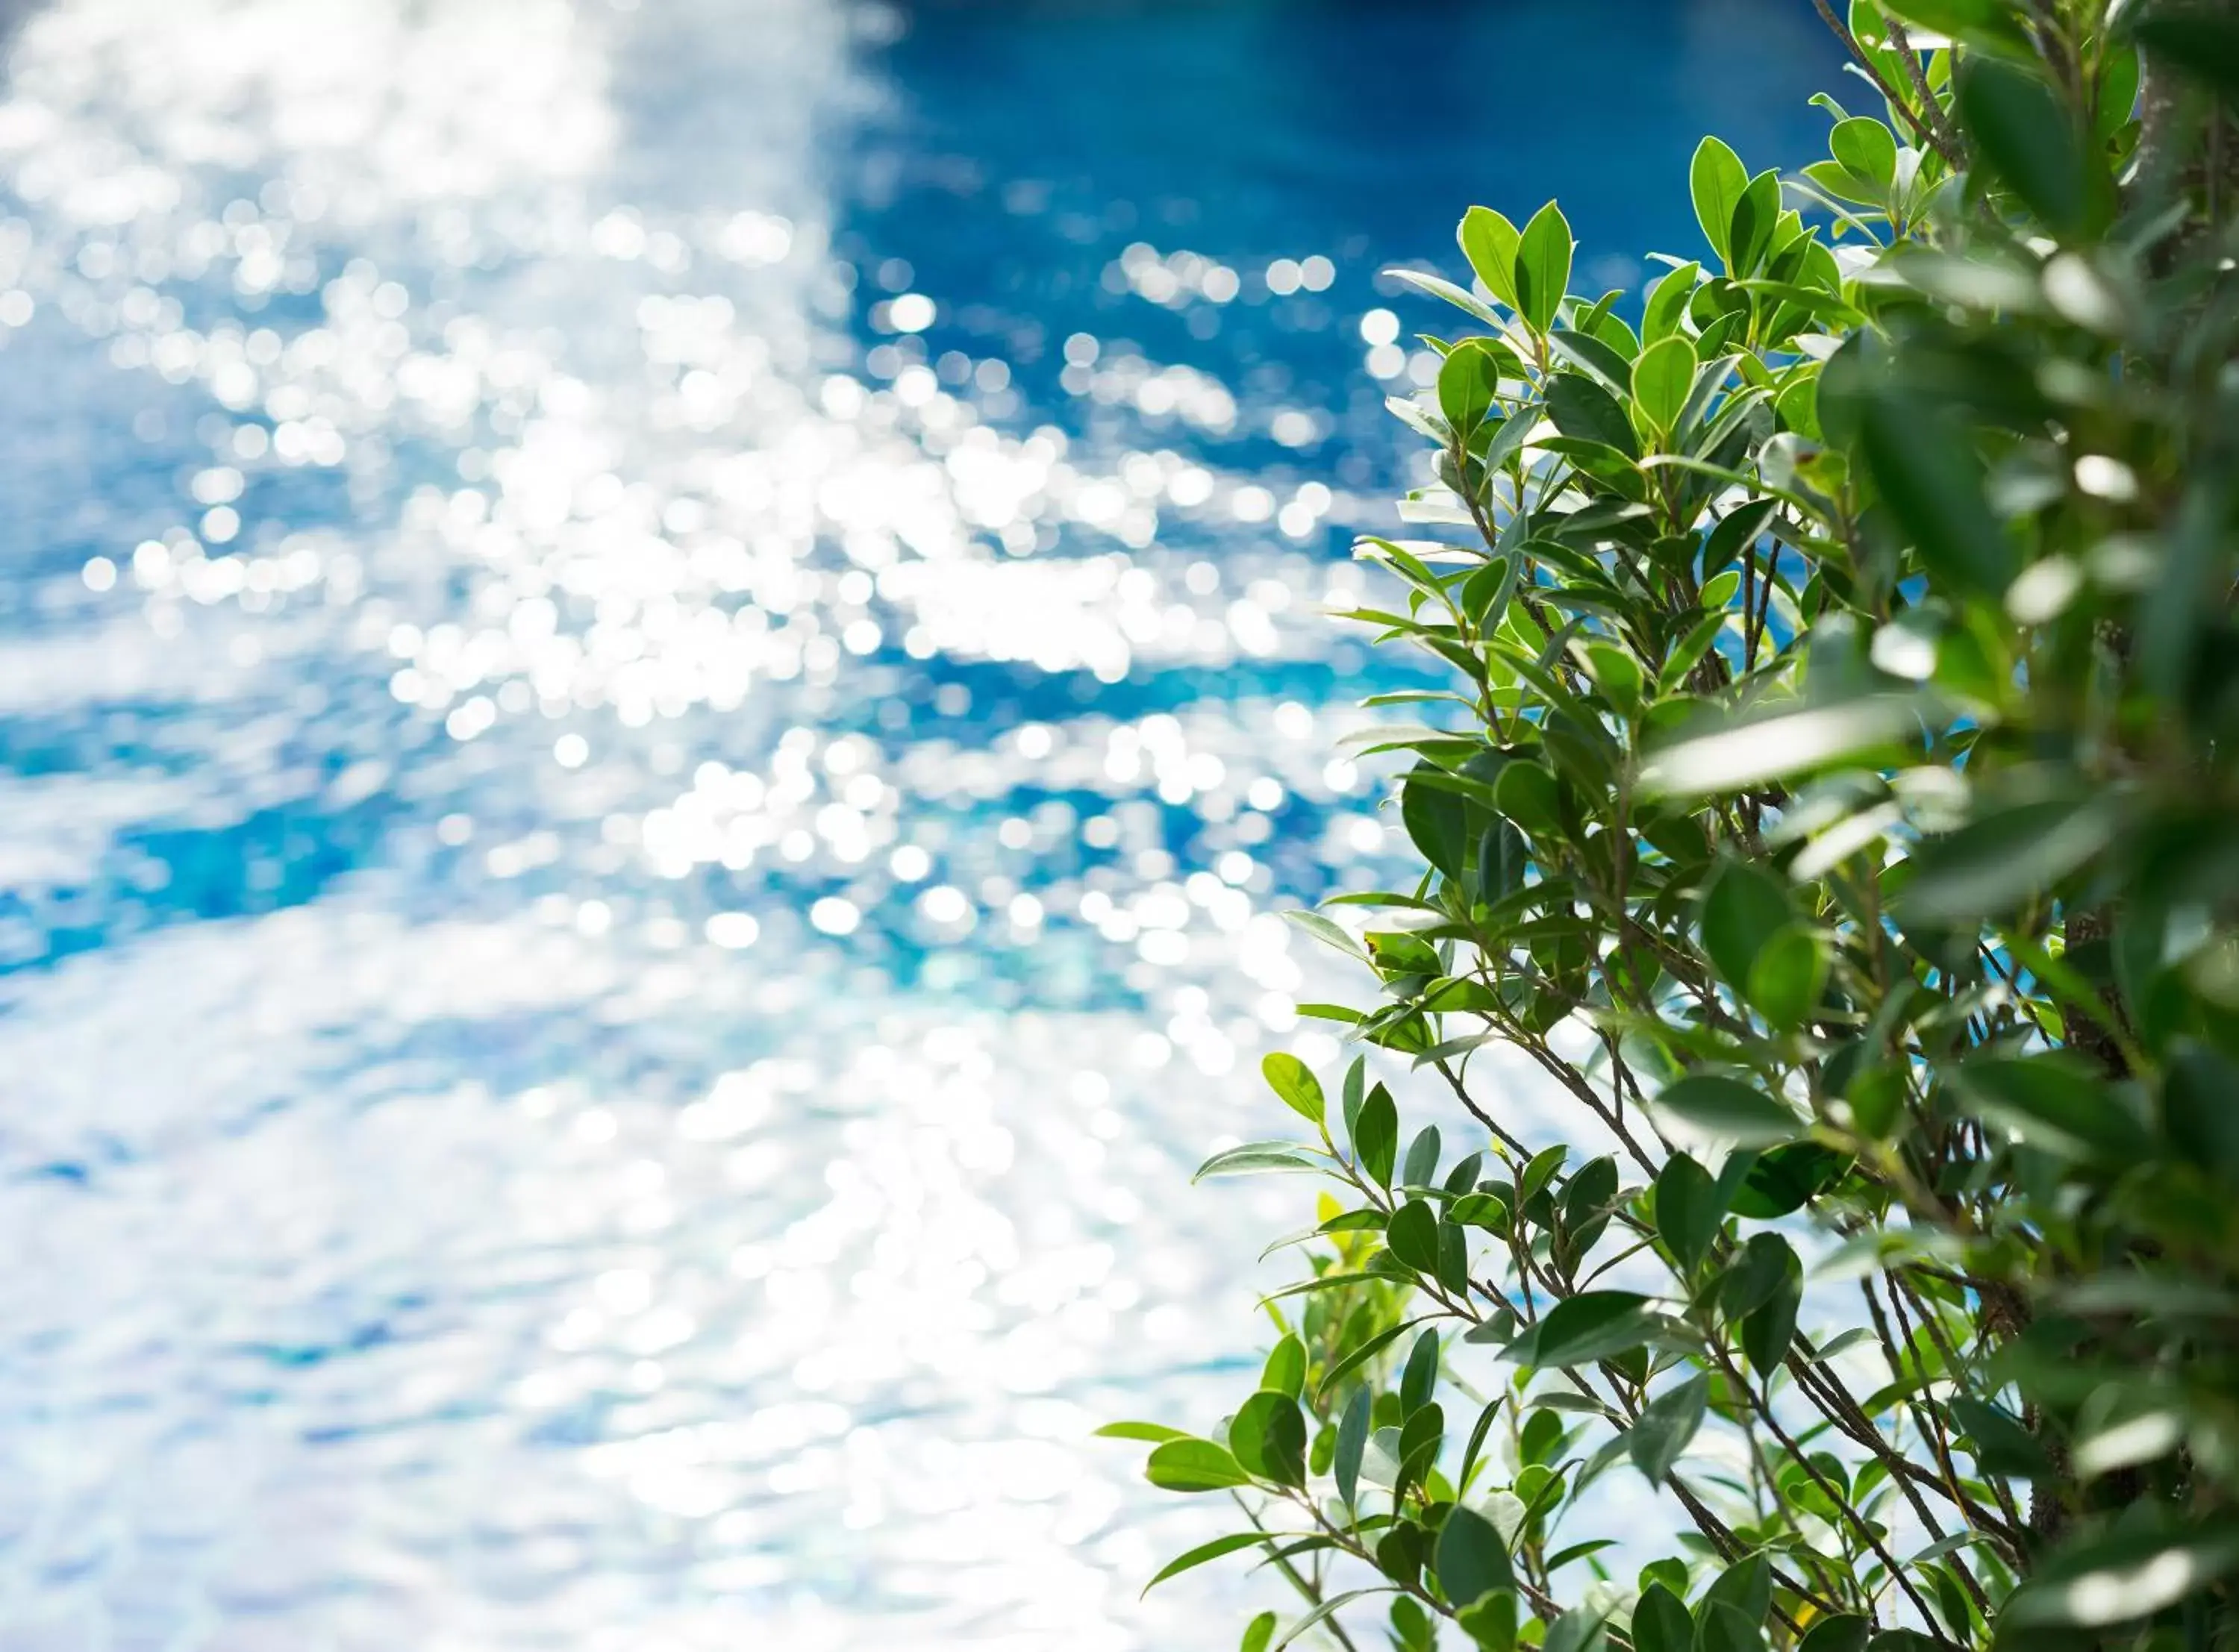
(1808, 0, 1964, 168)
(1882, 18, 1966, 163)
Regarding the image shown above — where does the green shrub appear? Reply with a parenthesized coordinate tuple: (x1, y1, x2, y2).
(1103, 4, 2239, 1649)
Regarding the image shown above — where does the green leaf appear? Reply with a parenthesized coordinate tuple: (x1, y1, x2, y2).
(1896, 796, 2115, 923)
(1194, 1142, 1327, 1181)
(1631, 335, 1698, 436)
(1515, 200, 1573, 334)
(1262, 1333, 1307, 1398)
(1879, 0, 2033, 54)
(1546, 372, 1639, 457)
(1729, 1142, 1847, 1218)
(1387, 1198, 1441, 1273)
(1640, 698, 1921, 796)
(1459, 205, 1523, 310)
(1434, 1503, 1517, 1609)
(1655, 1151, 1725, 1273)
(1096, 1421, 1189, 1443)
(1320, 1319, 1415, 1409)
(1401, 1327, 1441, 1414)
(2136, 13, 2239, 107)
(1727, 169, 1781, 278)
(1797, 1616, 1869, 1652)
(1958, 56, 2106, 240)
(1355, 1083, 1399, 1186)
(1631, 1582, 1694, 1652)
(1402, 1123, 1443, 1189)
(1947, 1396, 2054, 1480)
(1954, 1055, 2149, 1165)
(1402, 762, 1472, 883)
(1628, 1374, 1708, 1484)
(1271, 1590, 1389, 1651)
(1699, 858, 1795, 992)
(1439, 339, 1502, 439)
(1507, 1291, 1659, 1368)
(2007, 1519, 2239, 1627)
(1242, 1610, 1278, 1652)
(1146, 1437, 1252, 1492)
(1741, 1259, 1802, 1372)
(1746, 923, 1826, 1033)
(1829, 118, 1896, 187)
(1643, 261, 1702, 344)
(1858, 394, 2013, 595)
(1697, 1601, 1764, 1652)
(1143, 1531, 1270, 1595)
(1335, 1383, 1371, 1509)
(1261, 1052, 1325, 1127)
(1690, 137, 1748, 268)
(1723, 1231, 1798, 1321)
(1655, 1075, 1803, 1148)
(1230, 1389, 1308, 1486)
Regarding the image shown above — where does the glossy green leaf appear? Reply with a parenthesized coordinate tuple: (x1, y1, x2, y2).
(1829, 118, 1895, 187)
(1655, 1150, 1723, 1273)
(1261, 1052, 1325, 1126)
(1797, 1617, 1868, 1652)
(1515, 200, 1573, 334)
(1631, 1582, 1693, 1652)
(1229, 1389, 1308, 1486)
(1334, 1383, 1370, 1508)
(1631, 334, 1698, 435)
(1146, 1437, 1252, 1492)
(1354, 1083, 1398, 1186)
(1241, 1611, 1278, 1652)
(1506, 1291, 1659, 1368)
(1459, 205, 1523, 310)
(1439, 338, 1502, 438)
(1261, 1333, 1307, 1399)
(1400, 1327, 1440, 1414)
(1690, 137, 1747, 267)
(1386, 1198, 1440, 1273)
(1402, 1123, 1443, 1189)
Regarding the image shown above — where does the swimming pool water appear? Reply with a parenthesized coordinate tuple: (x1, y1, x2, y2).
(0, 3, 1839, 1647)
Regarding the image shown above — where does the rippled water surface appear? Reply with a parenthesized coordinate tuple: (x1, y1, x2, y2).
(0, 3, 1837, 1646)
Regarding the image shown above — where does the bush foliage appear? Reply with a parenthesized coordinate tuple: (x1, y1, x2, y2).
(1104, 4, 2239, 1650)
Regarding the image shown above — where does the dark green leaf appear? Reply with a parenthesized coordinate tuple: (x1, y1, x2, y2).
(1229, 1389, 1308, 1486)
(1655, 1074, 1804, 1148)
(1858, 394, 2014, 595)
(1401, 1327, 1441, 1414)
(1355, 1083, 1399, 1186)
(1730, 1142, 1848, 1218)
(1797, 1617, 1868, 1652)
(1955, 1056, 2149, 1165)
(1723, 1231, 1799, 1321)
(1656, 1151, 1725, 1273)
(1631, 1582, 1693, 1652)
(1628, 1374, 1708, 1483)
(1741, 1260, 1802, 1372)
(1958, 57, 2106, 239)
(1402, 762, 1473, 882)
(1699, 858, 1796, 991)
(1335, 1383, 1371, 1508)
(1387, 1198, 1441, 1273)
(1546, 372, 1640, 458)
(1507, 1291, 1660, 1368)
(1947, 1395, 2055, 1480)
(1434, 1503, 1517, 1609)
(1896, 796, 2115, 923)
(1402, 1123, 1443, 1189)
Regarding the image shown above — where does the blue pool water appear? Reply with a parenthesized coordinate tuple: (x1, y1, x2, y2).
(0, 2, 1838, 1646)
